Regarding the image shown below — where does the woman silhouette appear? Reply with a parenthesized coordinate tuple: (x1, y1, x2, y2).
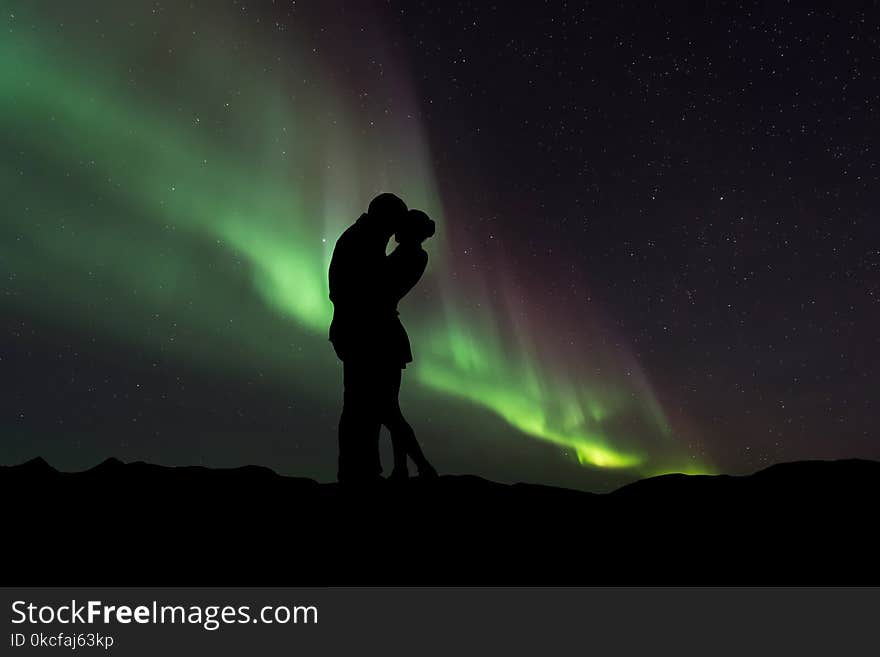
(383, 209, 438, 480)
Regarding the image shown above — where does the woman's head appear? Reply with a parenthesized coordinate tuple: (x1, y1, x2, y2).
(396, 209, 436, 244)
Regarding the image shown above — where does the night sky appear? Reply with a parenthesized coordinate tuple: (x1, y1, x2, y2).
(2, 1, 878, 491)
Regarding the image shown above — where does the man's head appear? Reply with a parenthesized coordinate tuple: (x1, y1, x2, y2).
(367, 193, 408, 238)
(395, 209, 436, 245)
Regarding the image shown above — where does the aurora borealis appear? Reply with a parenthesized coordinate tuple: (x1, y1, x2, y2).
(4, 1, 877, 489)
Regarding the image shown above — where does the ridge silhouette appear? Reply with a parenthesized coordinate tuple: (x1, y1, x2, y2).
(328, 193, 437, 483)
(3, 457, 878, 585)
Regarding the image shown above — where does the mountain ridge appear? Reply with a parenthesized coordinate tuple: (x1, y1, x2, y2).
(3, 456, 877, 585)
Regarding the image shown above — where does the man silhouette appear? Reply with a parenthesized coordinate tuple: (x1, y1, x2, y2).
(328, 193, 409, 482)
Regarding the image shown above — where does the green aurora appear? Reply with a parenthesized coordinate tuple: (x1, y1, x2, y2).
(1, 1, 708, 478)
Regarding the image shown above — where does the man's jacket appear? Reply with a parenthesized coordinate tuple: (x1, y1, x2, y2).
(328, 215, 426, 367)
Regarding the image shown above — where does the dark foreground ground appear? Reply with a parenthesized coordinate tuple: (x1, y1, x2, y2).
(3, 457, 878, 585)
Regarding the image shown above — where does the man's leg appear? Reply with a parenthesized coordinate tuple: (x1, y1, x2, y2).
(338, 358, 382, 482)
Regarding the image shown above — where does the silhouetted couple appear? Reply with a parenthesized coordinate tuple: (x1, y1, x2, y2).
(328, 193, 438, 483)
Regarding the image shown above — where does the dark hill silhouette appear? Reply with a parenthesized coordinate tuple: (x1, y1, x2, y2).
(3, 457, 877, 585)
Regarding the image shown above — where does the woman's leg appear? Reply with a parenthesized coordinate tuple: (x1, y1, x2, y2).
(380, 366, 409, 477)
(386, 404, 436, 476)
(383, 367, 437, 478)
(387, 406, 416, 475)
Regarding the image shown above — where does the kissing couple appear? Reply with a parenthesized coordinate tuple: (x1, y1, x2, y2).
(328, 193, 439, 484)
